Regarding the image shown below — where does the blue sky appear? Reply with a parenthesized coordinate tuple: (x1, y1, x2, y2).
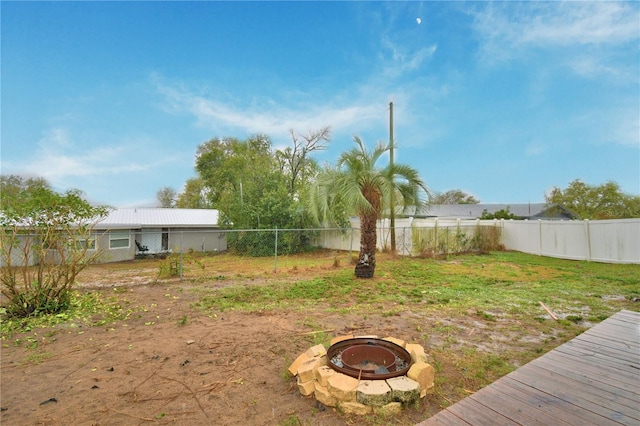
(2, 1, 639, 208)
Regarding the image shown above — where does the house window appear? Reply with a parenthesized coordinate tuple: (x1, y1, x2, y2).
(109, 230, 130, 249)
(76, 235, 97, 251)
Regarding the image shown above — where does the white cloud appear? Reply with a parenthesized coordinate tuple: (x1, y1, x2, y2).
(568, 55, 630, 79)
(472, 1, 639, 70)
(519, 2, 639, 47)
(606, 108, 640, 148)
(381, 41, 438, 78)
(567, 106, 640, 149)
(154, 77, 388, 142)
(8, 127, 177, 188)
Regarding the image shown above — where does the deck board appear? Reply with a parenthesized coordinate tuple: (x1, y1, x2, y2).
(418, 310, 640, 426)
(497, 377, 621, 426)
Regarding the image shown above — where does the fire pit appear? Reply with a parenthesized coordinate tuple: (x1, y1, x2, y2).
(327, 337, 412, 380)
(288, 335, 434, 415)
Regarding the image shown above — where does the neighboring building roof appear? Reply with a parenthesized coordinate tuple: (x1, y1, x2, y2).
(96, 208, 219, 229)
(403, 203, 577, 220)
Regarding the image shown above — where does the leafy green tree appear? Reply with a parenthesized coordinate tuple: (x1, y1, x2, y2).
(191, 134, 321, 255)
(1, 175, 110, 318)
(156, 186, 177, 208)
(1, 175, 52, 204)
(194, 135, 290, 228)
(546, 179, 640, 219)
(176, 178, 211, 209)
(309, 137, 428, 278)
(480, 207, 520, 220)
(276, 127, 330, 198)
(433, 189, 479, 204)
(182, 131, 332, 254)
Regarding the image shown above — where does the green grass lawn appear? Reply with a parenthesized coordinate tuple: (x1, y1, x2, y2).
(194, 251, 639, 320)
(190, 250, 639, 408)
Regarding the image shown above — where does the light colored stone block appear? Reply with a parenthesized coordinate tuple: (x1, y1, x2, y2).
(382, 336, 406, 348)
(330, 335, 354, 346)
(339, 401, 372, 415)
(356, 380, 391, 406)
(374, 401, 403, 416)
(315, 365, 335, 387)
(327, 372, 359, 402)
(421, 384, 435, 398)
(297, 357, 322, 383)
(314, 383, 337, 407)
(406, 343, 428, 364)
(354, 334, 379, 339)
(288, 352, 310, 376)
(386, 376, 421, 404)
(407, 362, 435, 396)
(297, 376, 315, 396)
(306, 343, 327, 358)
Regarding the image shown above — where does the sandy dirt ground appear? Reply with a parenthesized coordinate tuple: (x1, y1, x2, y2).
(3, 251, 602, 426)
(1, 279, 442, 425)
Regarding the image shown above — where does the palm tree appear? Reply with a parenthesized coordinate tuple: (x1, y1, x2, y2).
(310, 136, 429, 278)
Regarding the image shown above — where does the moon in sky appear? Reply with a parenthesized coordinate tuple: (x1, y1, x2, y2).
(416, 17, 422, 24)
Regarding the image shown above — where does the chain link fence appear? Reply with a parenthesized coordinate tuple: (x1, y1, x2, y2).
(2, 223, 502, 270)
(5, 218, 637, 282)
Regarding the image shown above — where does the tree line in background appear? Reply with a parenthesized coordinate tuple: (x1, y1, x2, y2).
(157, 128, 331, 230)
(0, 130, 427, 299)
(1, 133, 639, 317)
(545, 179, 640, 220)
(155, 128, 429, 277)
(157, 131, 640, 222)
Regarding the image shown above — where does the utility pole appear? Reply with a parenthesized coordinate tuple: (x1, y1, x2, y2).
(389, 101, 396, 254)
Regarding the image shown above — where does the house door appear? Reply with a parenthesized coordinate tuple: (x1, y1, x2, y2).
(141, 228, 162, 253)
(162, 228, 169, 251)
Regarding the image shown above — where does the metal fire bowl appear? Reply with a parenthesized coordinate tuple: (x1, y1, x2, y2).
(327, 337, 413, 380)
(341, 344, 397, 373)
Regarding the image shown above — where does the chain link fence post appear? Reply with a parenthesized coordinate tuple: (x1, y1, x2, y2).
(274, 227, 278, 273)
(179, 231, 183, 281)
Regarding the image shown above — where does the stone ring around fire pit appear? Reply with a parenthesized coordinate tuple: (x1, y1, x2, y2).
(288, 335, 435, 416)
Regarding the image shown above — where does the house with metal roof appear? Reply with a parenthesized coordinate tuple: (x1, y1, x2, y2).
(94, 208, 225, 262)
(402, 203, 577, 220)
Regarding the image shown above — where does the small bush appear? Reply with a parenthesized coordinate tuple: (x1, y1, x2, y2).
(411, 224, 502, 258)
(1, 185, 110, 319)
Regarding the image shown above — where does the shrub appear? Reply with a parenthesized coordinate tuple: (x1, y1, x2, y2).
(1, 184, 110, 318)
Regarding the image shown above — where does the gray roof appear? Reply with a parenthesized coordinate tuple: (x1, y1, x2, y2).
(404, 203, 576, 220)
(96, 208, 219, 229)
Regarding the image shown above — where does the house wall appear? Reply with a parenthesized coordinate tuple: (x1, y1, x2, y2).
(95, 230, 135, 263)
(93, 228, 229, 262)
(168, 228, 227, 253)
(2, 228, 230, 266)
(0, 234, 38, 267)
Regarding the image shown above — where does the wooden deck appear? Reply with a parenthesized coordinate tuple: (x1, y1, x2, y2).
(418, 309, 640, 426)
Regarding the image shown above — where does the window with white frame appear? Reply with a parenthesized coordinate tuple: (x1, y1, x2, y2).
(76, 234, 97, 251)
(109, 230, 130, 249)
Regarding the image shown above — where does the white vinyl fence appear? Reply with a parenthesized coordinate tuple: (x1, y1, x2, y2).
(322, 218, 640, 264)
(501, 218, 640, 264)
(3, 219, 638, 268)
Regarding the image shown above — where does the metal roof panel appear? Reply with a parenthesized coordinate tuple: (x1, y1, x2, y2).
(97, 208, 219, 228)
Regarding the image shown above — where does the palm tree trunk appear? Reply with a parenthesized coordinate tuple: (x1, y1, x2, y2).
(355, 212, 377, 278)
